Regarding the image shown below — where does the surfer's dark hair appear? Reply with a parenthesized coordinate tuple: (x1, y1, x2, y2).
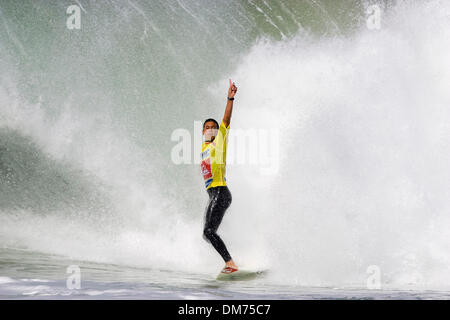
(203, 118, 219, 130)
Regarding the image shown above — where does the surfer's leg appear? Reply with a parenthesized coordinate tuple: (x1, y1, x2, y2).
(203, 186, 232, 262)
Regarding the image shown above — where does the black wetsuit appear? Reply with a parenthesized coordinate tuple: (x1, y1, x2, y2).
(203, 186, 232, 262)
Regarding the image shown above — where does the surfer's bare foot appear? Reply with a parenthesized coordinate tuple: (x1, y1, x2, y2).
(225, 259, 238, 270)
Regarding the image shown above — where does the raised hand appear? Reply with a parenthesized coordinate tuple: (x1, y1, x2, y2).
(228, 79, 237, 98)
(223, 79, 236, 127)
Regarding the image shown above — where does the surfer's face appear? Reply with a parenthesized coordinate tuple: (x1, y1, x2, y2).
(203, 121, 218, 142)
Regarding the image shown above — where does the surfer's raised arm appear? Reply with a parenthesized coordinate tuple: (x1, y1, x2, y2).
(223, 79, 237, 127)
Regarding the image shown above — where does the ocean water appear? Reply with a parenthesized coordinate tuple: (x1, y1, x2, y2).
(1, 247, 449, 299)
(1, 0, 450, 299)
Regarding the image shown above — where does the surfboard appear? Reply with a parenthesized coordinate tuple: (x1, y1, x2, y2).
(216, 269, 267, 281)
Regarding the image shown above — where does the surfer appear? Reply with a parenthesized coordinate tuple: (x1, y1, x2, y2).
(200, 79, 238, 274)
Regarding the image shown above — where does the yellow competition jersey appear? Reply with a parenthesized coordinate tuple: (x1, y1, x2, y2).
(200, 120, 230, 189)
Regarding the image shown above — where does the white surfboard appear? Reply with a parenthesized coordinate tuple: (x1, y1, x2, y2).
(216, 269, 267, 281)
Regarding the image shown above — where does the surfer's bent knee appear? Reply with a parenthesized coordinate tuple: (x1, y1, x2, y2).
(203, 227, 214, 242)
